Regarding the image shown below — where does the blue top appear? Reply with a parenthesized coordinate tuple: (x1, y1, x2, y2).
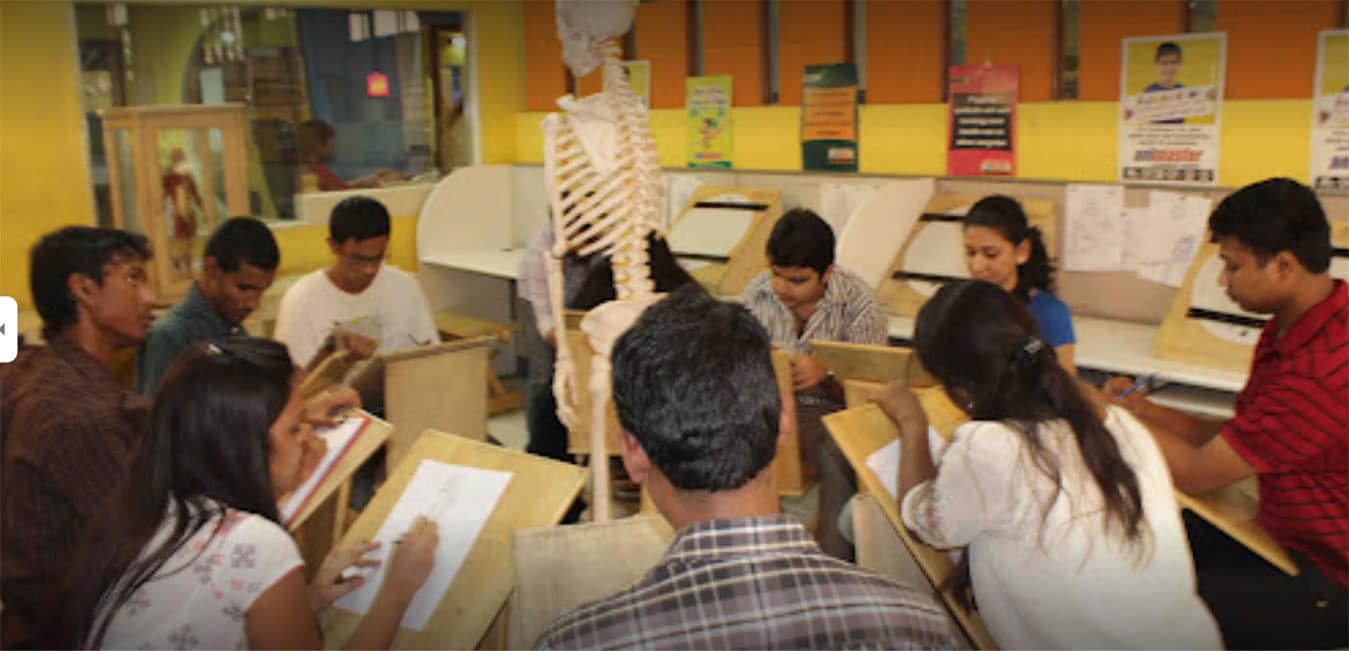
(1028, 290, 1076, 348)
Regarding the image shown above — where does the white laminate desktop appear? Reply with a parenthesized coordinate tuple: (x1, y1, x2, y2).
(421, 249, 525, 280)
(886, 314, 1249, 395)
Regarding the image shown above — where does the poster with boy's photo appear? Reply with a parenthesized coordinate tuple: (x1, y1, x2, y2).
(1311, 30, 1349, 191)
(1118, 33, 1226, 186)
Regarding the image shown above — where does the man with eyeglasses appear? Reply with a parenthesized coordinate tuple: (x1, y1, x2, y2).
(274, 195, 437, 369)
(2, 226, 157, 647)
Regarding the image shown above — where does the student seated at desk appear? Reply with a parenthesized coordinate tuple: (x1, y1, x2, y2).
(57, 338, 438, 650)
(274, 195, 437, 369)
(874, 280, 1220, 650)
(743, 208, 887, 561)
(534, 286, 959, 650)
(963, 195, 1077, 373)
(136, 216, 280, 395)
(1, 227, 156, 648)
(1105, 178, 1348, 649)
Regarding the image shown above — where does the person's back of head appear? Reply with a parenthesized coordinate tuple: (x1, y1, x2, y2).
(766, 208, 834, 275)
(60, 337, 295, 648)
(205, 217, 280, 273)
(914, 280, 1145, 547)
(964, 195, 1055, 299)
(1208, 177, 1331, 274)
(297, 119, 335, 164)
(329, 196, 392, 245)
(29, 226, 151, 339)
(611, 284, 780, 492)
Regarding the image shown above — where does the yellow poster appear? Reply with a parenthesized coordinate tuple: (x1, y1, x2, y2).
(1311, 30, 1349, 190)
(686, 75, 732, 168)
(1118, 32, 1226, 186)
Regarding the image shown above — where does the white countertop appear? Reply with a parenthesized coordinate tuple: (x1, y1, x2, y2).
(421, 249, 525, 280)
(887, 314, 1248, 394)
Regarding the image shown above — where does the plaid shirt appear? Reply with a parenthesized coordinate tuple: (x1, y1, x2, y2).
(1221, 279, 1348, 588)
(743, 266, 888, 355)
(534, 515, 960, 650)
(1, 335, 148, 643)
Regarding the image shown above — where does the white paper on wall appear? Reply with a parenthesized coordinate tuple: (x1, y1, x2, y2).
(1136, 191, 1210, 287)
(1063, 184, 1126, 272)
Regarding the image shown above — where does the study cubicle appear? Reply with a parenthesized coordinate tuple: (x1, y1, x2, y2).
(412, 164, 1346, 422)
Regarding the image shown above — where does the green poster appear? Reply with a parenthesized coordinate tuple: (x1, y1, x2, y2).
(686, 75, 733, 168)
(801, 63, 858, 172)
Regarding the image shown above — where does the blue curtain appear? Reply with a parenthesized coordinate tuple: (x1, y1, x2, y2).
(296, 9, 406, 177)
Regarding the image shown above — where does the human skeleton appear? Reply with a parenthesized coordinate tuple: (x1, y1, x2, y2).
(540, 0, 663, 521)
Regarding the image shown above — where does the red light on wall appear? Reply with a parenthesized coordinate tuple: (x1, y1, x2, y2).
(366, 72, 390, 97)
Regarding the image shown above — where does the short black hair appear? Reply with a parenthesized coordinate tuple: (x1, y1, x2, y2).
(610, 284, 781, 491)
(30, 226, 151, 336)
(766, 208, 835, 275)
(1155, 42, 1182, 60)
(328, 196, 391, 244)
(1208, 177, 1331, 273)
(205, 217, 279, 272)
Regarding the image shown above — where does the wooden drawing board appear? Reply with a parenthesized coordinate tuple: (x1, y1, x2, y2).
(669, 186, 784, 296)
(299, 350, 357, 400)
(823, 398, 998, 649)
(810, 339, 939, 387)
(1175, 480, 1297, 576)
(288, 410, 392, 532)
(770, 348, 813, 496)
(346, 335, 496, 402)
(289, 411, 392, 570)
(1154, 221, 1349, 373)
(878, 194, 1057, 317)
(322, 430, 587, 650)
(507, 516, 675, 648)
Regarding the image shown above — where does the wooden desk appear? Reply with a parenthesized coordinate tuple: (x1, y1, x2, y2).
(322, 430, 586, 650)
(1176, 480, 1297, 576)
(507, 516, 675, 648)
(823, 400, 998, 649)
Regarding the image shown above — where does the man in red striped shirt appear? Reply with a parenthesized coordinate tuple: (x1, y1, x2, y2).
(1108, 177, 1347, 649)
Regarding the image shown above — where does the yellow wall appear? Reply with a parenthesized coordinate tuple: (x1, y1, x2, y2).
(1, 0, 522, 311)
(1, 2, 94, 310)
(516, 99, 1313, 187)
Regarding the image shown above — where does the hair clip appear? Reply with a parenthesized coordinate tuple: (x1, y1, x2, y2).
(1011, 337, 1045, 370)
(1021, 337, 1044, 357)
(206, 343, 223, 356)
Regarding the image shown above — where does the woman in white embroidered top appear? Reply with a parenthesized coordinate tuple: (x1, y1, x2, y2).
(58, 338, 438, 649)
(874, 281, 1220, 649)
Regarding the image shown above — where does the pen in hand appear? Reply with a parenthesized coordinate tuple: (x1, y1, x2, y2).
(1117, 374, 1155, 399)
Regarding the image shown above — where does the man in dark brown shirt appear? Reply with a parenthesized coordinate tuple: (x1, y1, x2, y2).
(1, 226, 155, 647)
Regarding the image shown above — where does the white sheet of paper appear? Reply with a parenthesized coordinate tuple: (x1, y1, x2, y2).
(333, 460, 513, 631)
(1120, 206, 1150, 275)
(280, 415, 368, 526)
(865, 426, 948, 501)
(1136, 191, 1210, 287)
(668, 205, 754, 259)
(1063, 184, 1126, 272)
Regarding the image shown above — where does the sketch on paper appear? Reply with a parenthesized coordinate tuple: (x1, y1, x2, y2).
(334, 460, 513, 631)
(1136, 191, 1210, 287)
(1063, 184, 1126, 272)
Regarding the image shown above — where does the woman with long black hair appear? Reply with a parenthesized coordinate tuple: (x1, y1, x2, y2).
(875, 280, 1218, 649)
(59, 337, 436, 649)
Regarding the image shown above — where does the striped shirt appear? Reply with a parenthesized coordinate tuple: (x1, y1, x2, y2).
(742, 266, 888, 355)
(1220, 279, 1348, 588)
(533, 515, 959, 650)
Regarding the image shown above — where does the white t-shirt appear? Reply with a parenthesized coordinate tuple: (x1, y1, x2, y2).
(901, 406, 1221, 650)
(95, 504, 304, 650)
(274, 265, 438, 367)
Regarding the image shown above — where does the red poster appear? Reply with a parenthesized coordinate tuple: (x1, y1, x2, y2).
(947, 65, 1018, 176)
